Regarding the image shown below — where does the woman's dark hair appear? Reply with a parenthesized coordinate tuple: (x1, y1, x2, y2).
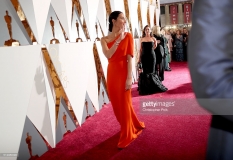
(142, 25, 152, 37)
(108, 11, 122, 32)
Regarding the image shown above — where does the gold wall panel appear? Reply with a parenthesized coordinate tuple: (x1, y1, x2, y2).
(11, 0, 19, 11)
(134, 40, 140, 66)
(124, 0, 132, 34)
(42, 49, 77, 122)
(154, 11, 156, 26)
(104, 0, 111, 16)
(93, 43, 108, 96)
(73, 0, 82, 17)
(22, 20, 36, 42)
(11, 0, 25, 20)
(99, 23, 105, 37)
(10, 0, 35, 42)
(82, 19, 90, 40)
(147, 6, 150, 27)
(137, 1, 143, 37)
(124, 0, 129, 22)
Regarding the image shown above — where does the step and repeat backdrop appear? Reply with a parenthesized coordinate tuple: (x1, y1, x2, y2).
(0, 0, 159, 159)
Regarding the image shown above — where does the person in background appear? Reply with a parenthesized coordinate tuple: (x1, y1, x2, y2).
(160, 28, 171, 71)
(165, 29, 173, 63)
(182, 27, 189, 61)
(100, 11, 145, 149)
(152, 26, 165, 81)
(169, 29, 176, 61)
(188, 0, 233, 159)
(137, 25, 167, 95)
(174, 29, 184, 61)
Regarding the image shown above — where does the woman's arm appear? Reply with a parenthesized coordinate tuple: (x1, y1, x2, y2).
(125, 55, 132, 90)
(167, 43, 170, 53)
(100, 30, 126, 59)
(100, 37, 121, 59)
(152, 37, 157, 49)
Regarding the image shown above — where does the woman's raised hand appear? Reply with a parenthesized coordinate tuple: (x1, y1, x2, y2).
(116, 28, 127, 43)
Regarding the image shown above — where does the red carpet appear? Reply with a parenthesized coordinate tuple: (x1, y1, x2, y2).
(39, 62, 211, 160)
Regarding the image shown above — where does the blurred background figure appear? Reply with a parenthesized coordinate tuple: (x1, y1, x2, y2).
(182, 27, 189, 61)
(165, 29, 173, 63)
(160, 28, 171, 71)
(152, 26, 165, 81)
(174, 29, 184, 61)
(188, 0, 233, 159)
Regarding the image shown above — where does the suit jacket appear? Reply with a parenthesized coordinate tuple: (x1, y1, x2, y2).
(188, 0, 233, 159)
(154, 34, 169, 55)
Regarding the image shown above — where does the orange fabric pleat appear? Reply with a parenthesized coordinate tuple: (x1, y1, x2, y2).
(107, 33, 145, 148)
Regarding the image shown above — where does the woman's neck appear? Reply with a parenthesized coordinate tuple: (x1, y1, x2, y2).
(111, 28, 120, 37)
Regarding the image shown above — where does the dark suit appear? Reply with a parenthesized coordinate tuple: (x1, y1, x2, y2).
(188, 0, 233, 159)
(154, 34, 165, 81)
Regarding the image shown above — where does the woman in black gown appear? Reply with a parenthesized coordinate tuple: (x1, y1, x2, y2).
(138, 25, 167, 95)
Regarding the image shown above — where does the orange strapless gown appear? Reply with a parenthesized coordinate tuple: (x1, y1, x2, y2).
(107, 33, 145, 148)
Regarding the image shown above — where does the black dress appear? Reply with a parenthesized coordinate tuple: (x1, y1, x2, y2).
(138, 42, 167, 95)
(154, 35, 165, 81)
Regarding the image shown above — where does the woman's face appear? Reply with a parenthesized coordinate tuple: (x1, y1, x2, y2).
(161, 29, 165, 35)
(144, 27, 151, 35)
(157, 27, 161, 35)
(113, 13, 126, 30)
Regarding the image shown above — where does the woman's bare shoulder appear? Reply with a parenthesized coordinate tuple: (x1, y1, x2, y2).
(140, 37, 145, 42)
(101, 35, 114, 44)
(101, 35, 109, 43)
(126, 32, 132, 37)
(152, 37, 157, 41)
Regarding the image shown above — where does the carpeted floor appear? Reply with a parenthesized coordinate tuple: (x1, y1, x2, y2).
(39, 62, 212, 160)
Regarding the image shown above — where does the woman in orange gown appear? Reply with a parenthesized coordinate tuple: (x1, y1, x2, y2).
(100, 11, 145, 149)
